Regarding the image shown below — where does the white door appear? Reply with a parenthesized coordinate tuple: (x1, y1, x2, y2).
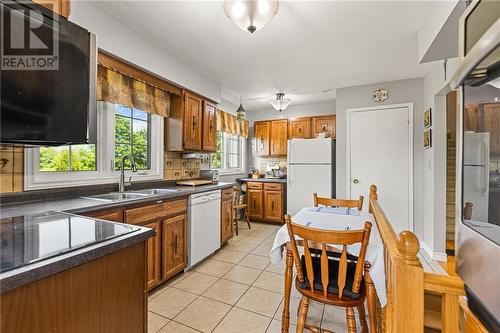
(287, 164, 332, 216)
(348, 104, 413, 233)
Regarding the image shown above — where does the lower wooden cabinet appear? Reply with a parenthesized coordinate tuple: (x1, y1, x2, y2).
(145, 220, 161, 289)
(247, 189, 264, 220)
(247, 182, 285, 223)
(162, 214, 187, 280)
(221, 188, 233, 244)
(264, 191, 283, 222)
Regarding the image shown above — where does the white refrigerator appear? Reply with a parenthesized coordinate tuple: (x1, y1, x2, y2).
(287, 138, 336, 216)
(463, 132, 490, 222)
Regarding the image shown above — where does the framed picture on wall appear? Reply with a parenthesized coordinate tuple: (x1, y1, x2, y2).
(424, 129, 432, 149)
(424, 108, 432, 128)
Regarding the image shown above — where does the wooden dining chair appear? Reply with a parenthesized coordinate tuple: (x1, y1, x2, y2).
(233, 186, 251, 236)
(285, 214, 372, 333)
(313, 193, 364, 211)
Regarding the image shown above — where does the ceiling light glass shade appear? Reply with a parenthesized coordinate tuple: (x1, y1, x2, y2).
(269, 93, 291, 112)
(236, 103, 247, 120)
(223, 0, 279, 34)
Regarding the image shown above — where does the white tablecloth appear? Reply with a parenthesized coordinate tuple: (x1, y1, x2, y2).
(269, 207, 387, 306)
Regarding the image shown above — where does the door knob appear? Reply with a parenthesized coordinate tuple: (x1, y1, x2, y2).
(352, 179, 359, 184)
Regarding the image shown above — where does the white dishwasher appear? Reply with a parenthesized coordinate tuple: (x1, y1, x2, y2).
(187, 190, 221, 268)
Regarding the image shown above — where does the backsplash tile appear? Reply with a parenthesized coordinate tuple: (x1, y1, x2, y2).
(164, 151, 201, 181)
(251, 156, 287, 175)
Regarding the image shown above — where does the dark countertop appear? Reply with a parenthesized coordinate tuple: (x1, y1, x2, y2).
(0, 182, 234, 292)
(0, 182, 235, 219)
(237, 177, 287, 184)
(0, 212, 154, 293)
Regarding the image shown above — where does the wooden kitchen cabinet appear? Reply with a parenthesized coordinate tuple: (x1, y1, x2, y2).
(166, 91, 217, 152)
(264, 190, 283, 222)
(82, 207, 123, 222)
(254, 121, 270, 156)
(289, 117, 311, 139)
(270, 119, 288, 156)
(246, 182, 285, 223)
(464, 104, 480, 132)
(311, 115, 336, 138)
(162, 214, 187, 280)
(247, 189, 264, 220)
(123, 198, 188, 289)
(33, 0, 71, 18)
(145, 220, 162, 289)
(220, 188, 233, 244)
(202, 100, 217, 152)
(183, 92, 203, 151)
(483, 103, 500, 154)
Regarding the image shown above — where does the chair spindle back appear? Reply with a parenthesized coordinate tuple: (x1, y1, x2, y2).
(313, 193, 364, 211)
(285, 214, 372, 299)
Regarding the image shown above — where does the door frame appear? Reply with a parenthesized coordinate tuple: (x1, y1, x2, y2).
(346, 102, 414, 231)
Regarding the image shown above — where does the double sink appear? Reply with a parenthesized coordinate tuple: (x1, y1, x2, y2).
(84, 189, 179, 202)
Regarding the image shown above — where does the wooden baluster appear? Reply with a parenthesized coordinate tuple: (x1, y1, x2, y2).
(368, 185, 377, 213)
(320, 244, 329, 298)
(303, 240, 315, 293)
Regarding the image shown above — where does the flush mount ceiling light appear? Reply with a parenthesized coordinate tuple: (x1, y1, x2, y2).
(270, 93, 291, 112)
(223, 0, 279, 34)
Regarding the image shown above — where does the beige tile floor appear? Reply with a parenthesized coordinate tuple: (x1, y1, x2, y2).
(148, 221, 356, 333)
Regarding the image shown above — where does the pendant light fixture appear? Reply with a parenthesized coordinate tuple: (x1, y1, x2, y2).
(269, 93, 291, 112)
(223, 0, 279, 34)
(236, 96, 247, 120)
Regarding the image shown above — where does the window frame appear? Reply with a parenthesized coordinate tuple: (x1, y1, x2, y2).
(211, 131, 246, 175)
(24, 102, 164, 190)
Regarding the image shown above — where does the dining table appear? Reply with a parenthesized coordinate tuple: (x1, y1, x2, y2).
(269, 206, 387, 333)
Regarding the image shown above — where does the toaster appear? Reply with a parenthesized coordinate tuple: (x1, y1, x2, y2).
(200, 170, 219, 182)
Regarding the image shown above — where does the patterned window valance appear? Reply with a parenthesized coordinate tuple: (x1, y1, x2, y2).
(216, 109, 248, 138)
(97, 64, 171, 117)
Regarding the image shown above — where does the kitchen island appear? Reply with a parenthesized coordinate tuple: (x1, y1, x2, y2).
(0, 212, 154, 333)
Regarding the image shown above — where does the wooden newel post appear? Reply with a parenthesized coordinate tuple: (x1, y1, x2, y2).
(369, 185, 378, 213)
(393, 231, 424, 332)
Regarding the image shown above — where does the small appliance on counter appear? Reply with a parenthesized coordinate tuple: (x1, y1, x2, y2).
(200, 170, 219, 182)
(265, 164, 286, 179)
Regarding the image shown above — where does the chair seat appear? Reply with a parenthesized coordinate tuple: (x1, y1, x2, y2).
(233, 204, 247, 209)
(296, 255, 364, 301)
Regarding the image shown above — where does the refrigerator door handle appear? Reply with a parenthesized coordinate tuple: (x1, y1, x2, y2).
(481, 136, 488, 196)
(287, 165, 291, 187)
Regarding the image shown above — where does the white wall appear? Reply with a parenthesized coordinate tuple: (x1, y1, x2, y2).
(421, 58, 459, 260)
(336, 78, 425, 239)
(70, 1, 221, 102)
(246, 100, 336, 171)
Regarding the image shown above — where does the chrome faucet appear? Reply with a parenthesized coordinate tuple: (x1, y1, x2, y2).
(119, 155, 137, 192)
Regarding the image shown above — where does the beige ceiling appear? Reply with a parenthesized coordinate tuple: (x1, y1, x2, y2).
(91, 1, 434, 109)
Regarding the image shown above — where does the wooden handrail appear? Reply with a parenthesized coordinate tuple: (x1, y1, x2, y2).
(369, 184, 465, 333)
(369, 184, 424, 333)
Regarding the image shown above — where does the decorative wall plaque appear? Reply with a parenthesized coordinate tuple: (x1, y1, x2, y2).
(373, 88, 388, 103)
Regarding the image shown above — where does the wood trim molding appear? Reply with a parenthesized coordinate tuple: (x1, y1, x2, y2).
(98, 52, 182, 97)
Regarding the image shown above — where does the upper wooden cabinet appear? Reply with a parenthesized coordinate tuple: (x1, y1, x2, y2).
(270, 120, 288, 156)
(166, 91, 217, 152)
(202, 101, 217, 152)
(311, 115, 336, 138)
(464, 103, 500, 154)
(254, 121, 270, 156)
(253, 120, 287, 156)
(33, 0, 71, 18)
(289, 117, 311, 139)
(483, 103, 500, 154)
(183, 93, 203, 151)
(464, 105, 480, 132)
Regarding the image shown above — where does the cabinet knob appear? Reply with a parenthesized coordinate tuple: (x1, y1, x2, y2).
(352, 178, 359, 184)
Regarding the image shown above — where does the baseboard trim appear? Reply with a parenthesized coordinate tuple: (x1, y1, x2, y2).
(421, 242, 448, 262)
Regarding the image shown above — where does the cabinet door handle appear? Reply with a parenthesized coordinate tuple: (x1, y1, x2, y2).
(174, 235, 178, 254)
(271, 201, 275, 212)
(192, 115, 196, 130)
(253, 199, 256, 209)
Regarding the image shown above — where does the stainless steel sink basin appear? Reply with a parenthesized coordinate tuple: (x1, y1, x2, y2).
(133, 189, 179, 195)
(86, 192, 150, 202)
